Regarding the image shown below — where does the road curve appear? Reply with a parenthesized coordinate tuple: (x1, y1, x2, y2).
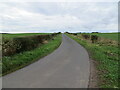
(3, 34, 90, 88)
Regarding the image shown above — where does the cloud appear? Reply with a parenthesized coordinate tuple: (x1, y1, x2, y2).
(1, 0, 119, 2)
(0, 2, 118, 33)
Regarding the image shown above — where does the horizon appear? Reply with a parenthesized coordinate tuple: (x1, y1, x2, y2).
(1, 31, 119, 34)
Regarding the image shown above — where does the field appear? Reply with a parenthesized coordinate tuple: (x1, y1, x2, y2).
(66, 33, 119, 88)
(2, 33, 62, 76)
(2, 33, 50, 39)
(90, 33, 119, 41)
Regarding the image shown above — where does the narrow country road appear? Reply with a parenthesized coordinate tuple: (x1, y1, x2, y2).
(3, 34, 90, 88)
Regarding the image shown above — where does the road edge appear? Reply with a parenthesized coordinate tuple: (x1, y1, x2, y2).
(65, 34, 99, 88)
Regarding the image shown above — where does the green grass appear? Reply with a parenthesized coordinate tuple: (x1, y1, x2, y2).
(2, 33, 50, 39)
(90, 33, 119, 41)
(2, 34, 62, 76)
(66, 34, 119, 88)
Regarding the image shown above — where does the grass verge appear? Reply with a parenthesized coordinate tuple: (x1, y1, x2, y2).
(66, 34, 119, 88)
(2, 34, 62, 76)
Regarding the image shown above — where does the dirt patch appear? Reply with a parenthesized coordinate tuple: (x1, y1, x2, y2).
(43, 40, 48, 44)
(88, 59, 99, 88)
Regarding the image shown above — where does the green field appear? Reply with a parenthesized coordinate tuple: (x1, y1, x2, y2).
(66, 33, 119, 88)
(2, 34, 62, 76)
(2, 33, 50, 39)
(90, 33, 119, 41)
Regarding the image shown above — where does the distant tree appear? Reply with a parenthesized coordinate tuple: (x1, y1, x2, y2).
(92, 32, 99, 33)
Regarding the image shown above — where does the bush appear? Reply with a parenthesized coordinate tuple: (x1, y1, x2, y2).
(82, 34, 90, 39)
(91, 35, 99, 43)
(13, 36, 38, 53)
(73, 33, 77, 35)
(2, 38, 16, 56)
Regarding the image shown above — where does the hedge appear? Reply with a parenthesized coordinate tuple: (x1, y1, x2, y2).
(2, 33, 60, 56)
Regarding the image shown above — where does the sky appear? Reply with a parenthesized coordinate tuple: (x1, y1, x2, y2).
(0, 0, 119, 33)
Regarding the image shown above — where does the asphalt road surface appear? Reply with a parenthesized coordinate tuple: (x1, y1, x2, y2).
(3, 34, 90, 88)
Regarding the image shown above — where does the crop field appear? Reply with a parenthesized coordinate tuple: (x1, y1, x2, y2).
(90, 33, 119, 41)
(2, 33, 50, 39)
(66, 33, 119, 88)
(77, 33, 119, 41)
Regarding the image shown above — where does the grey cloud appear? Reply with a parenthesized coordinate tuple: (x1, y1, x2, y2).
(0, 2, 118, 33)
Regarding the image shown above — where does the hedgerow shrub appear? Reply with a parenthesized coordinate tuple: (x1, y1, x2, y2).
(2, 33, 60, 56)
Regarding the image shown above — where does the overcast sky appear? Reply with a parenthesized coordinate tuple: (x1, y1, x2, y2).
(0, 0, 118, 33)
